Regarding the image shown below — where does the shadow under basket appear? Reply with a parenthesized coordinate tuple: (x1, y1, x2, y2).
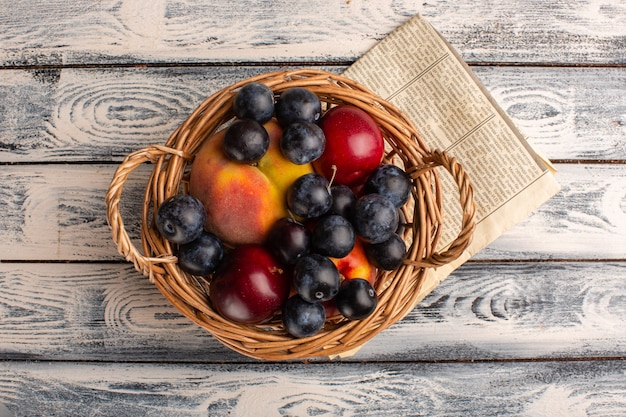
(105, 69, 476, 360)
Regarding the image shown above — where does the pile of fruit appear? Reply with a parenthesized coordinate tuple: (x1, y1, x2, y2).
(155, 83, 413, 338)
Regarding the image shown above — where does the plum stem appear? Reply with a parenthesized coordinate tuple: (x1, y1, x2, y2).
(327, 164, 338, 191)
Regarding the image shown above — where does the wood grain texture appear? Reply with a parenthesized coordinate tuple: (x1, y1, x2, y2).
(481, 66, 626, 162)
(480, 163, 626, 260)
(0, 66, 333, 162)
(0, 262, 623, 362)
(0, 263, 210, 361)
(1, 163, 623, 261)
(1, 1, 624, 414)
(0, 0, 624, 66)
(0, 360, 624, 416)
(375, 261, 626, 361)
(0, 66, 623, 163)
(0, 164, 144, 261)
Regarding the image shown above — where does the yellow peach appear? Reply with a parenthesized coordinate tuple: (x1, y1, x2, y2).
(189, 119, 313, 245)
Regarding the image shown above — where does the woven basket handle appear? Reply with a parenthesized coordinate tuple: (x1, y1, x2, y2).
(105, 145, 188, 276)
(410, 149, 476, 268)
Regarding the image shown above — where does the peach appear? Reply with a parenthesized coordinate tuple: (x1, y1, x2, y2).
(325, 239, 377, 318)
(330, 238, 377, 284)
(189, 119, 313, 246)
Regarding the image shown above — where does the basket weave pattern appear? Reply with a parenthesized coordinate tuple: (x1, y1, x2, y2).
(106, 69, 475, 360)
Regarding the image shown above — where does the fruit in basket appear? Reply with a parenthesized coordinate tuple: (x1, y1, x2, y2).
(286, 173, 333, 219)
(222, 119, 270, 163)
(255, 122, 315, 194)
(266, 217, 311, 265)
(177, 231, 224, 276)
(323, 239, 377, 318)
(353, 193, 399, 244)
(293, 253, 341, 303)
(330, 238, 376, 284)
(104, 71, 476, 355)
(282, 294, 326, 338)
(280, 121, 326, 165)
(311, 214, 355, 258)
(233, 82, 275, 124)
(328, 184, 357, 218)
(156, 194, 207, 244)
(189, 119, 313, 245)
(335, 278, 377, 320)
(209, 244, 290, 324)
(275, 87, 322, 126)
(364, 233, 407, 271)
(313, 105, 384, 188)
(187, 82, 413, 335)
(364, 164, 412, 208)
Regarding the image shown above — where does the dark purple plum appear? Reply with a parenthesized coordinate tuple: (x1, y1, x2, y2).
(335, 278, 377, 320)
(178, 231, 224, 276)
(329, 185, 357, 218)
(156, 194, 206, 244)
(282, 294, 326, 338)
(275, 87, 322, 126)
(364, 233, 407, 271)
(280, 121, 326, 165)
(293, 254, 340, 302)
(286, 173, 332, 219)
(311, 215, 355, 258)
(222, 119, 269, 163)
(352, 194, 399, 244)
(266, 217, 311, 265)
(233, 82, 275, 124)
(364, 164, 412, 208)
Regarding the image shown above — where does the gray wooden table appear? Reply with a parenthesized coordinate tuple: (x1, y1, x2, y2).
(1, 1, 624, 415)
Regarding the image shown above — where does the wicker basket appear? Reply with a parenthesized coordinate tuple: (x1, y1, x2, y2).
(105, 69, 475, 360)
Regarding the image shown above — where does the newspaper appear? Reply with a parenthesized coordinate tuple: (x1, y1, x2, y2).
(343, 15, 561, 301)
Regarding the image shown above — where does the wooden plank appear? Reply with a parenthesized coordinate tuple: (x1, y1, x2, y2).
(0, 66, 624, 163)
(1, 0, 624, 66)
(478, 163, 626, 260)
(0, 262, 623, 362)
(0, 164, 145, 261)
(0, 360, 624, 416)
(0, 66, 332, 162)
(480, 66, 626, 162)
(371, 261, 626, 361)
(1, 163, 624, 262)
(0, 263, 215, 361)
